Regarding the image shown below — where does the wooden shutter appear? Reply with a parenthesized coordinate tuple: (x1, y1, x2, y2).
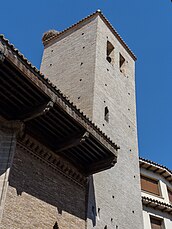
(150, 217, 162, 229)
(168, 188, 172, 203)
(140, 175, 160, 196)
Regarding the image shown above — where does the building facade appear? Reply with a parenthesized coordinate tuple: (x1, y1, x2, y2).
(140, 158, 172, 229)
(0, 29, 118, 228)
(41, 10, 143, 229)
(0, 10, 171, 229)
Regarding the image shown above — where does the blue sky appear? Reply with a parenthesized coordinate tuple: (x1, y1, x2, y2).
(1, 0, 171, 169)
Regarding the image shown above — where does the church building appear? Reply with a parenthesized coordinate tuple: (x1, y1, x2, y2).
(0, 10, 171, 229)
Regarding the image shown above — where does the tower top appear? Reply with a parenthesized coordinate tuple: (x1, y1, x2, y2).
(42, 10, 136, 61)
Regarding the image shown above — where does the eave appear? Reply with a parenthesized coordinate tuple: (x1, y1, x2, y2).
(0, 35, 119, 176)
(139, 158, 172, 184)
(142, 196, 172, 215)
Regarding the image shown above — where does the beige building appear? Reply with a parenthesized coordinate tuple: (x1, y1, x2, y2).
(0, 10, 171, 229)
(140, 158, 172, 229)
(41, 10, 143, 229)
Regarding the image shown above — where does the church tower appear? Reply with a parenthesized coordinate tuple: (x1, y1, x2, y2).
(41, 10, 143, 229)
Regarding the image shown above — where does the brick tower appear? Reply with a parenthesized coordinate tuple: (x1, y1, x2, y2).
(41, 10, 143, 229)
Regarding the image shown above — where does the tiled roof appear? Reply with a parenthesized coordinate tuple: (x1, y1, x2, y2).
(142, 196, 172, 215)
(0, 34, 119, 150)
(42, 10, 137, 61)
(139, 157, 172, 183)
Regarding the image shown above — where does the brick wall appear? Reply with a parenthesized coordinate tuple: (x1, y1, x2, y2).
(40, 14, 144, 229)
(0, 146, 86, 229)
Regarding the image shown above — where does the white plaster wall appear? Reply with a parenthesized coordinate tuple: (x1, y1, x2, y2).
(140, 167, 172, 204)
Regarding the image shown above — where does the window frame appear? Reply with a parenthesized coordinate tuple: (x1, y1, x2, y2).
(140, 174, 161, 197)
(150, 215, 164, 229)
(167, 187, 172, 203)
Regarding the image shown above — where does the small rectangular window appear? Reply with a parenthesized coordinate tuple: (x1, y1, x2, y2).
(150, 216, 163, 229)
(168, 188, 172, 203)
(140, 175, 160, 196)
(106, 41, 114, 65)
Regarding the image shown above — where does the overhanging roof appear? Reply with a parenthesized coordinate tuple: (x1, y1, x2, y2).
(0, 34, 119, 176)
(140, 157, 172, 184)
(142, 196, 172, 215)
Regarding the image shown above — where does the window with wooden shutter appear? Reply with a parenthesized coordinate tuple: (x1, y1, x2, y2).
(140, 175, 160, 196)
(150, 216, 163, 229)
(168, 188, 172, 203)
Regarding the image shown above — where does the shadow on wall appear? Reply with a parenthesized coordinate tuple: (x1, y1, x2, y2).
(6, 147, 97, 226)
(87, 175, 97, 227)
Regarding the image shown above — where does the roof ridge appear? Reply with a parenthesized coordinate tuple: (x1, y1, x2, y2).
(42, 10, 136, 60)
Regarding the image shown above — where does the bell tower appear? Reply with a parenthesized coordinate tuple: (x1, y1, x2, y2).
(40, 10, 143, 229)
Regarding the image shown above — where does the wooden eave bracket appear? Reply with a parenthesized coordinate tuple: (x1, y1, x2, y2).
(16, 101, 54, 122)
(56, 131, 89, 153)
(86, 156, 117, 175)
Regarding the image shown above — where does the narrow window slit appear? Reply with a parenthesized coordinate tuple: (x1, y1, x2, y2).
(104, 106, 109, 122)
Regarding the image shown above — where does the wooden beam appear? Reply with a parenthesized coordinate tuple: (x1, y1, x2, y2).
(16, 101, 53, 122)
(153, 168, 160, 173)
(56, 131, 89, 153)
(86, 156, 117, 175)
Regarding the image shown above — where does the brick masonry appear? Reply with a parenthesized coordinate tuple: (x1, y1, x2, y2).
(0, 121, 21, 223)
(41, 14, 144, 229)
(0, 146, 86, 229)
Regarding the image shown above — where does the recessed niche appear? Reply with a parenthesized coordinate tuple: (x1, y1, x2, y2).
(104, 106, 109, 122)
(106, 41, 115, 65)
(119, 53, 125, 71)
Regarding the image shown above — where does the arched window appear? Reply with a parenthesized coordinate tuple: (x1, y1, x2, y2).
(104, 106, 109, 122)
